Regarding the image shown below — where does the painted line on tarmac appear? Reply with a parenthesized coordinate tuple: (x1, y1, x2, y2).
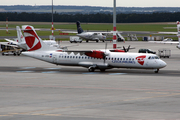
(82, 72, 101, 75)
(42, 71, 60, 74)
(44, 68, 61, 70)
(16, 71, 34, 73)
(20, 67, 36, 69)
(109, 73, 127, 75)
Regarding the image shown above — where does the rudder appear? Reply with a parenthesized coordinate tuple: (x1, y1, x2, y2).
(76, 21, 84, 34)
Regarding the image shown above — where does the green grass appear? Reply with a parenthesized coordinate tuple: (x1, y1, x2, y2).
(0, 22, 177, 37)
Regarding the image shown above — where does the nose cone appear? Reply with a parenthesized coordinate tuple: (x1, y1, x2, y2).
(159, 60, 167, 68)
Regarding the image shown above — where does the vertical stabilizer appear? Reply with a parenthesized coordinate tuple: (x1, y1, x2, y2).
(16, 26, 25, 43)
(16, 26, 28, 50)
(22, 25, 54, 51)
(76, 21, 84, 34)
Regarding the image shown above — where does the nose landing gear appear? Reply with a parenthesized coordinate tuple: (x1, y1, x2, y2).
(154, 69, 159, 73)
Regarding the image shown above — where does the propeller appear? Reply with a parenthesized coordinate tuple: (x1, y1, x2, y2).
(123, 45, 131, 52)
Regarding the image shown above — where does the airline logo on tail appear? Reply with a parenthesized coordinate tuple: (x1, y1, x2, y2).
(24, 26, 42, 51)
(136, 55, 146, 65)
(76, 21, 84, 34)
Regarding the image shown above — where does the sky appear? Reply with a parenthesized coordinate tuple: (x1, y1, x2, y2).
(1, 0, 180, 7)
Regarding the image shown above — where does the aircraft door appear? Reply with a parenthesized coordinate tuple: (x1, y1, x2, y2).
(53, 55, 57, 64)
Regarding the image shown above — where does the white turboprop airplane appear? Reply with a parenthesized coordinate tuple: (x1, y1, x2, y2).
(22, 25, 166, 73)
(150, 21, 180, 49)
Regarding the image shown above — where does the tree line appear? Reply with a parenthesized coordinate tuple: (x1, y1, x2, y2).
(1, 12, 180, 23)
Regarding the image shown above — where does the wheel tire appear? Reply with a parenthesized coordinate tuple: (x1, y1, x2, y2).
(154, 69, 159, 73)
(88, 68, 95, 72)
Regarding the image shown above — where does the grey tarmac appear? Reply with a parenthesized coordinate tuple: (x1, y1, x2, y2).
(0, 41, 180, 120)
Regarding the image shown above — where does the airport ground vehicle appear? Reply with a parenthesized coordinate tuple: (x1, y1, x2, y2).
(70, 36, 82, 43)
(158, 48, 171, 58)
(138, 49, 156, 54)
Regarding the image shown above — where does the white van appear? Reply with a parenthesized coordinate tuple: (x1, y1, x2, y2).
(70, 36, 82, 43)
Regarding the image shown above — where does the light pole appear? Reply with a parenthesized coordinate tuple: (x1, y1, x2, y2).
(113, 0, 117, 49)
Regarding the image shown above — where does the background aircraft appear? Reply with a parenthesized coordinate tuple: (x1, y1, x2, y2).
(76, 21, 106, 42)
(151, 21, 180, 49)
(4, 26, 59, 51)
(61, 21, 125, 43)
(22, 25, 166, 73)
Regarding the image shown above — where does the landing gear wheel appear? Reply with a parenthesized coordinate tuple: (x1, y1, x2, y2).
(86, 40, 89, 43)
(88, 68, 95, 72)
(154, 69, 159, 73)
(96, 40, 99, 43)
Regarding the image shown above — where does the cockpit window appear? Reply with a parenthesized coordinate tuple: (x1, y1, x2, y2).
(148, 56, 159, 59)
(154, 56, 159, 59)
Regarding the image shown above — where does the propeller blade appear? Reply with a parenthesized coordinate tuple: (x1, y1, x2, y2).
(127, 45, 131, 52)
(123, 46, 126, 52)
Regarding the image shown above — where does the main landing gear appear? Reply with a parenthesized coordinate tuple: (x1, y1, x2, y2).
(88, 66, 106, 72)
(88, 66, 96, 72)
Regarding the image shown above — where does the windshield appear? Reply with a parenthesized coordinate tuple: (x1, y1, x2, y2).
(148, 56, 159, 59)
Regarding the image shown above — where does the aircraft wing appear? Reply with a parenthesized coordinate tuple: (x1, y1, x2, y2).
(60, 30, 123, 34)
(4, 38, 18, 45)
(64, 50, 105, 59)
(148, 41, 179, 44)
(60, 30, 78, 34)
(64, 50, 93, 55)
(0, 42, 19, 48)
(157, 32, 178, 34)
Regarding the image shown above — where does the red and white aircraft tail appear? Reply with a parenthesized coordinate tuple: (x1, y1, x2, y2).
(22, 25, 56, 51)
